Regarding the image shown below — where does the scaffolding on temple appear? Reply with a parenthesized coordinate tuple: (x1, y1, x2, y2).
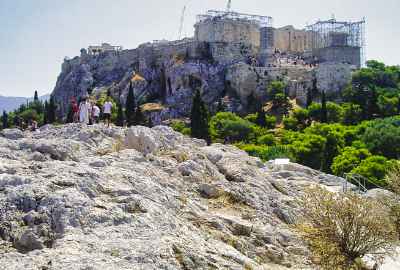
(196, 10, 273, 28)
(306, 18, 366, 65)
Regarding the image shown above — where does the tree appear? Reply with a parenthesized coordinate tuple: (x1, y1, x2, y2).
(2, 111, 8, 129)
(47, 96, 56, 124)
(296, 186, 397, 270)
(43, 101, 49, 125)
(342, 103, 363, 125)
(351, 155, 393, 188)
(34, 91, 39, 102)
(115, 102, 124, 127)
(331, 147, 371, 176)
(209, 112, 255, 144)
(361, 117, 400, 159)
(133, 106, 146, 126)
(125, 82, 136, 126)
(255, 105, 267, 127)
(147, 117, 153, 128)
(306, 88, 313, 108)
(190, 90, 211, 144)
(320, 91, 328, 123)
(268, 81, 291, 115)
(66, 105, 74, 123)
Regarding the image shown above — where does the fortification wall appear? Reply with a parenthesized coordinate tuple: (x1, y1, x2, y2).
(273, 26, 313, 53)
(314, 46, 361, 68)
(315, 62, 353, 96)
(195, 19, 260, 49)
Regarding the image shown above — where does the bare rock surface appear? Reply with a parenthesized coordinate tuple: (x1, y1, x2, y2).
(0, 124, 351, 269)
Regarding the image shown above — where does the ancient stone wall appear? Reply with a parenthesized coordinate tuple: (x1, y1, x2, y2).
(273, 26, 313, 53)
(314, 62, 353, 96)
(195, 19, 260, 49)
(314, 46, 361, 68)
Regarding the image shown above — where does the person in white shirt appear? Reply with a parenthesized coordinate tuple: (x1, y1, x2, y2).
(92, 103, 100, 124)
(103, 99, 113, 127)
(79, 97, 91, 124)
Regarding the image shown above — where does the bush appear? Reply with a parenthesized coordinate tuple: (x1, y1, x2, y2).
(209, 112, 256, 143)
(170, 120, 191, 136)
(256, 134, 276, 146)
(342, 103, 363, 125)
(238, 144, 292, 162)
(265, 115, 277, 130)
(296, 186, 397, 270)
(331, 147, 371, 176)
(361, 117, 400, 159)
(283, 116, 299, 131)
(326, 102, 344, 123)
(282, 131, 326, 170)
(350, 155, 392, 188)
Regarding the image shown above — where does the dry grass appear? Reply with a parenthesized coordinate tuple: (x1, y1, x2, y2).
(295, 186, 397, 270)
(96, 138, 125, 156)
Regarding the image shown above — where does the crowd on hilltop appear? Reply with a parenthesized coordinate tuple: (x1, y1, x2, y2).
(70, 95, 113, 127)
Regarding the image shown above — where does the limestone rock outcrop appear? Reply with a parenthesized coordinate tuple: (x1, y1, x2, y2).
(0, 124, 355, 269)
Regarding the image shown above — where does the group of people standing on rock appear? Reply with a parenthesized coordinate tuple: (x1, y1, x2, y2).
(70, 96, 113, 127)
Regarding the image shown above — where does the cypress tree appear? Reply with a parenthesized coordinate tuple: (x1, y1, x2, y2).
(256, 103, 267, 127)
(66, 105, 74, 123)
(116, 102, 125, 127)
(125, 82, 136, 126)
(133, 106, 146, 126)
(306, 88, 313, 108)
(43, 101, 49, 124)
(47, 96, 56, 124)
(190, 90, 211, 144)
(147, 116, 153, 128)
(366, 88, 379, 119)
(2, 110, 8, 129)
(321, 90, 328, 123)
(34, 91, 39, 102)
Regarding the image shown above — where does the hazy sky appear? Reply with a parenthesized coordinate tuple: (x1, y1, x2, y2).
(0, 0, 399, 97)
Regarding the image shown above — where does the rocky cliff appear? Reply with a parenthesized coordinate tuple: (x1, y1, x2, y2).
(51, 40, 353, 123)
(0, 123, 355, 269)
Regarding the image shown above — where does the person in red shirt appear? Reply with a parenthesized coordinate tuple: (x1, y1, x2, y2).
(71, 98, 79, 123)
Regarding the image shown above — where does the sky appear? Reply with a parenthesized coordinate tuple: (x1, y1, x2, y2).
(0, 0, 399, 97)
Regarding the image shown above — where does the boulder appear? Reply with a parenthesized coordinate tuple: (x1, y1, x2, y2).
(124, 126, 160, 155)
(14, 229, 44, 252)
(1, 129, 24, 140)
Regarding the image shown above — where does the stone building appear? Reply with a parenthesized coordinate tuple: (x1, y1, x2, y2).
(273, 25, 313, 53)
(88, 43, 123, 55)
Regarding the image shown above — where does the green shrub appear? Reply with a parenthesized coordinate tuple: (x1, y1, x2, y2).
(171, 120, 191, 136)
(256, 134, 276, 146)
(238, 144, 292, 162)
(341, 103, 363, 125)
(361, 117, 400, 159)
(209, 112, 256, 143)
(265, 115, 277, 130)
(331, 147, 371, 176)
(283, 116, 299, 131)
(351, 155, 392, 188)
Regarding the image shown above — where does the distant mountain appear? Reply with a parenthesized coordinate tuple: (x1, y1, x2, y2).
(0, 94, 50, 113)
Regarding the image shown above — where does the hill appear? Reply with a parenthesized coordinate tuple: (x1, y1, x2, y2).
(1, 123, 397, 269)
(0, 94, 50, 113)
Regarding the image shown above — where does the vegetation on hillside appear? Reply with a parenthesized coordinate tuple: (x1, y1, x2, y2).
(171, 60, 400, 188)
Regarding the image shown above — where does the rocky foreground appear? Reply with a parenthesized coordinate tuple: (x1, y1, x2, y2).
(0, 124, 358, 269)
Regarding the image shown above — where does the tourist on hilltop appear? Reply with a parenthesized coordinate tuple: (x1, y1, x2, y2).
(79, 96, 91, 124)
(92, 102, 100, 124)
(71, 98, 79, 123)
(103, 98, 113, 127)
